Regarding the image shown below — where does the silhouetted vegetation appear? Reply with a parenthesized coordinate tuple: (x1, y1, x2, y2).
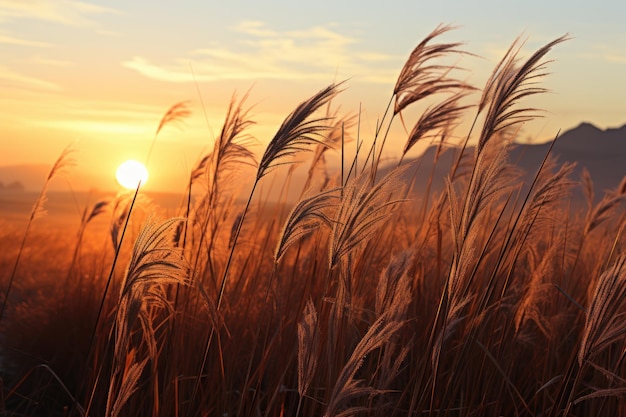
(1, 26, 625, 417)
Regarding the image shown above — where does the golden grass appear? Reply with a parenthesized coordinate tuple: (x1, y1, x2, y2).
(1, 26, 626, 417)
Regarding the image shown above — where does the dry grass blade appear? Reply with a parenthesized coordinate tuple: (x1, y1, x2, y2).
(257, 82, 344, 179)
(121, 217, 189, 299)
(106, 350, 148, 417)
(109, 190, 153, 252)
(85, 200, 110, 225)
(114, 217, 189, 364)
(525, 160, 576, 215)
(584, 186, 626, 236)
(517, 160, 576, 243)
(106, 217, 189, 417)
(478, 37, 523, 114)
(155, 101, 192, 137)
(109, 194, 132, 252)
(32, 146, 76, 220)
(456, 141, 517, 249)
(375, 250, 413, 318)
(573, 387, 626, 405)
(45, 145, 77, 180)
(206, 92, 257, 185)
(275, 188, 340, 263)
(477, 35, 569, 155)
(190, 92, 257, 263)
(514, 244, 560, 338)
(431, 296, 471, 370)
(375, 251, 414, 389)
(303, 112, 356, 192)
(393, 24, 473, 115)
(578, 253, 626, 366)
(190, 153, 212, 182)
(297, 299, 319, 398)
(402, 92, 472, 158)
(147, 101, 192, 164)
(329, 166, 408, 269)
(324, 313, 404, 417)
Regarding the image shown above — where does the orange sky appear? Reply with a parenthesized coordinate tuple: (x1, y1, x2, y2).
(1, 0, 625, 193)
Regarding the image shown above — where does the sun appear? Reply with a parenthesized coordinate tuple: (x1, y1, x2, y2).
(115, 160, 149, 190)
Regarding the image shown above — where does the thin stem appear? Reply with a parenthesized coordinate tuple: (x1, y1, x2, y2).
(77, 182, 141, 412)
(188, 179, 259, 415)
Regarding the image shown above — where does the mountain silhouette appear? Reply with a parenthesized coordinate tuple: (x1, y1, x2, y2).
(510, 122, 626, 196)
(385, 122, 626, 202)
(0, 164, 50, 192)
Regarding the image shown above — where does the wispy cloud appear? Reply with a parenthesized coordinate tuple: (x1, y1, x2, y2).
(605, 54, 626, 63)
(0, 0, 121, 27)
(0, 65, 62, 91)
(7, 98, 179, 138)
(122, 20, 398, 84)
(575, 44, 626, 65)
(40, 119, 151, 136)
(0, 33, 51, 47)
(595, 45, 626, 64)
(31, 56, 72, 67)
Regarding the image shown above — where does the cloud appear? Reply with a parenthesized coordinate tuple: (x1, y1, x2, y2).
(14, 99, 181, 138)
(0, 65, 62, 91)
(605, 54, 626, 63)
(596, 46, 626, 64)
(0, 33, 51, 47)
(40, 119, 150, 135)
(575, 44, 626, 65)
(122, 20, 399, 85)
(0, 0, 121, 27)
(31, 56, 72, 67)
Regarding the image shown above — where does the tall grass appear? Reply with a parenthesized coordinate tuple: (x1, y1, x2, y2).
(1, 26, 626, 417)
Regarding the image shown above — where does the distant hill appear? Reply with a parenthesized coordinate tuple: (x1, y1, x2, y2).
(0, 164, 50, 192)
(0, 163, 112, 193)
(387, 122, 626, 202)
(511, 122, 626, 195)
(0, 180, 25, 191)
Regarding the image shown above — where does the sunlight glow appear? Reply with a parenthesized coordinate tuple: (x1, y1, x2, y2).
(115, 160, 148, 189)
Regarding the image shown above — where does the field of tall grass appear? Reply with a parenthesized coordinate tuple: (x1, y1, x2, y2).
(1, 26, 625, 417)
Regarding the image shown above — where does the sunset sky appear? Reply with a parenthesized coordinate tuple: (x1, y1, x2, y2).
(1, 0, 624, 192)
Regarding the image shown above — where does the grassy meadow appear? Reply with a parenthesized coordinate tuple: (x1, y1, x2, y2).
(1, 26, 626, 417)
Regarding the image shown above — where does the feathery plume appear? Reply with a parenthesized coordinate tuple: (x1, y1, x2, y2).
(578, 254, 626, 365)
(107, 217, 189, 417)
(275, 188, 339, 263)
(31, 146, 76, 220)
(85, 200, 110, 225)
(375, 250, 414, 318)
(584, 185, 626, 236)
(324, 313, 404, 417)
(106, 350, 148, 417)
(329, 166, 408, 269)
(155, 101, 191, 137)
(393, 24, 473, 116)
(297, 299, 319, 398)
(207, 92, 257, 186)
(477, 35, 569, 155)
(402, 92, 472, 158)
(518, 160, 576, 242)
(146, 101, 192, 164)
(257, 82, 344, 180)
